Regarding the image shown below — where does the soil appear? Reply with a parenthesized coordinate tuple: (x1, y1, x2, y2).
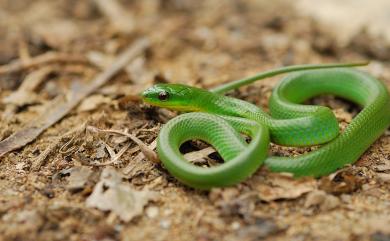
(0, 1, 389, 241)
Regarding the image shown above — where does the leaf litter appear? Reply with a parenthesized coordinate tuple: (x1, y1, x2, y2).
(0, 0, 390, 240)
(86, 167, 157, 222)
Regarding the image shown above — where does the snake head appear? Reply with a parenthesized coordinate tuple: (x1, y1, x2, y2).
(141, 84, 203, 111)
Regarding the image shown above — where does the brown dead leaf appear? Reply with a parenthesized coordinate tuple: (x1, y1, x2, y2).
(2, 66, 54, 106)
(66, 166, 93, 192)
(32, 19, 81, 48)
(0, 51, 90, 75)
(86, 167, 157, 222)
(319, 168, 365, 194)
(0, 38, 149, 157)
(375, 164, 390, 172)
(183, 147, 216, 163)
(225, 218, 284, 241)
(250, 173, 317, 202)
(77, 95, 112, 112)
(87, 126, 159, 164)
(376, 173, 390, 183)
(94, 0, 135, 34)
(87, 51, 115, 69)
(125, 55, 155, 88)
(304, 190, 340, 211)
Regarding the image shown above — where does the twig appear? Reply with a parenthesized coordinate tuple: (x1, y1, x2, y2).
(2, 66, 58, 121)
(0, 38, 150, 158)
(184, 147, 216, 163)
(86, 125, 159, 164)
(3, 66, 54, 105)
(31, 122, 87, 171)
(0, 52, 91, 75)
(18, 37, 31, 62)
(90, 144, 139, 167)
(122, 139, 158, 175)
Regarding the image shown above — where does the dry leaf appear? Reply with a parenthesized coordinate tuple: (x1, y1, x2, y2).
(250, 173, 316, 202)
(86, 126, 159, 164)
(2, 66, 54, 106)
(374, 161, 390, 172)
(183, 147, 216, 163)
(304, 190, 340, 211)
(125, 56, 155, 88)
(87, 51, 114, 69)
(66, 166, 93, 192)
(86, 167, 157, 222)
(94, 0, 135, 34)
(32, 19, 81, 48)
(319, 168, 365, 194)
(225, 218, 284, 241)
(0, 38, 149, 157)
(77, 95, 112, 112)
(376, 173, 390, 183)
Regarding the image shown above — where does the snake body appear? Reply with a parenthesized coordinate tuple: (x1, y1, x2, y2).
(142, 63, 390, 189)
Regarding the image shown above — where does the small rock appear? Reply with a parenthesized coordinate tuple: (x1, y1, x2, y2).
(371, 232, 390, 241)
(377, 173, 390, 183)
(146, 206, 159, 218)
(322, 194, 340, 210)
(305, 190, 327, 208)
(160, 219, 171, 229)
(235, 218, 283, 240)
(340, 194, 352, 203)
(66, 166, 93, 192)
(163, 208, 173, 216)
(305, 190, 340, 211)
(231, 221, 240, 230)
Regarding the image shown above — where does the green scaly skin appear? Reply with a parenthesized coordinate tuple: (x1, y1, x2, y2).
(142, 63, 390, 189)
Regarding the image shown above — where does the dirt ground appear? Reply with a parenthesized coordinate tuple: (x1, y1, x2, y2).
(0, 1, 390, 241)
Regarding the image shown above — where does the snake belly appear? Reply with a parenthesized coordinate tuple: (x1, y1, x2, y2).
(143, 68, 390, 189)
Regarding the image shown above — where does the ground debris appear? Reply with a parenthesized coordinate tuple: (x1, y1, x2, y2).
(86, 125, 159, 164)
(94, 0, 135, 34)
(65, 166, 93, 192)
(1, 0, 390, 240)
(304, 190, 340, 211)
(77, 94, 112, 112)
(0, 38, 149, 158)
(2, 66, 53, 107)
(86, 167, 157, 222)
(249, 173, 317, 202)
(225, 217, 285, 241)
(319, 168, 366, 194)
(0, 51, 91, 75)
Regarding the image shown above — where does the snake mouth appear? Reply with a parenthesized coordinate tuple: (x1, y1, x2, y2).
(140, 87, 154, 100)
(141, 84, 202, 112)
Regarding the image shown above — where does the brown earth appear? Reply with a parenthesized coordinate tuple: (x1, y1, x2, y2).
(0, 1, 389, 241)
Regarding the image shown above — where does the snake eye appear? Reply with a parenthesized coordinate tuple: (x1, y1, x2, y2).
(158, 91, 169, 101)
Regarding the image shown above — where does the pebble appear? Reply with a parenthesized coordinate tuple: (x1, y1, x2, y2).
(160, 219, 171, 229)
(231, 221, 241, 230)
(146, 206, 159, 219)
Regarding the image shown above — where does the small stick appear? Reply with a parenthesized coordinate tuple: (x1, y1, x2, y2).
(31, 122, 87, 171)
(0, 38, 150, 158)
(86, 126, 159, 164)
(0, 52, 91, 75)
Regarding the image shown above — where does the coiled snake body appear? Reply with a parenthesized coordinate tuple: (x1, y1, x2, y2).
(142, 63, 390, 189)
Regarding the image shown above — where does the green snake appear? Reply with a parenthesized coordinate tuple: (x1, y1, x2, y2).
(141, 63, 390, 189)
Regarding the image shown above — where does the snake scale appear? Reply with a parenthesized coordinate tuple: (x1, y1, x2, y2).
(142, 63, 390, 189)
